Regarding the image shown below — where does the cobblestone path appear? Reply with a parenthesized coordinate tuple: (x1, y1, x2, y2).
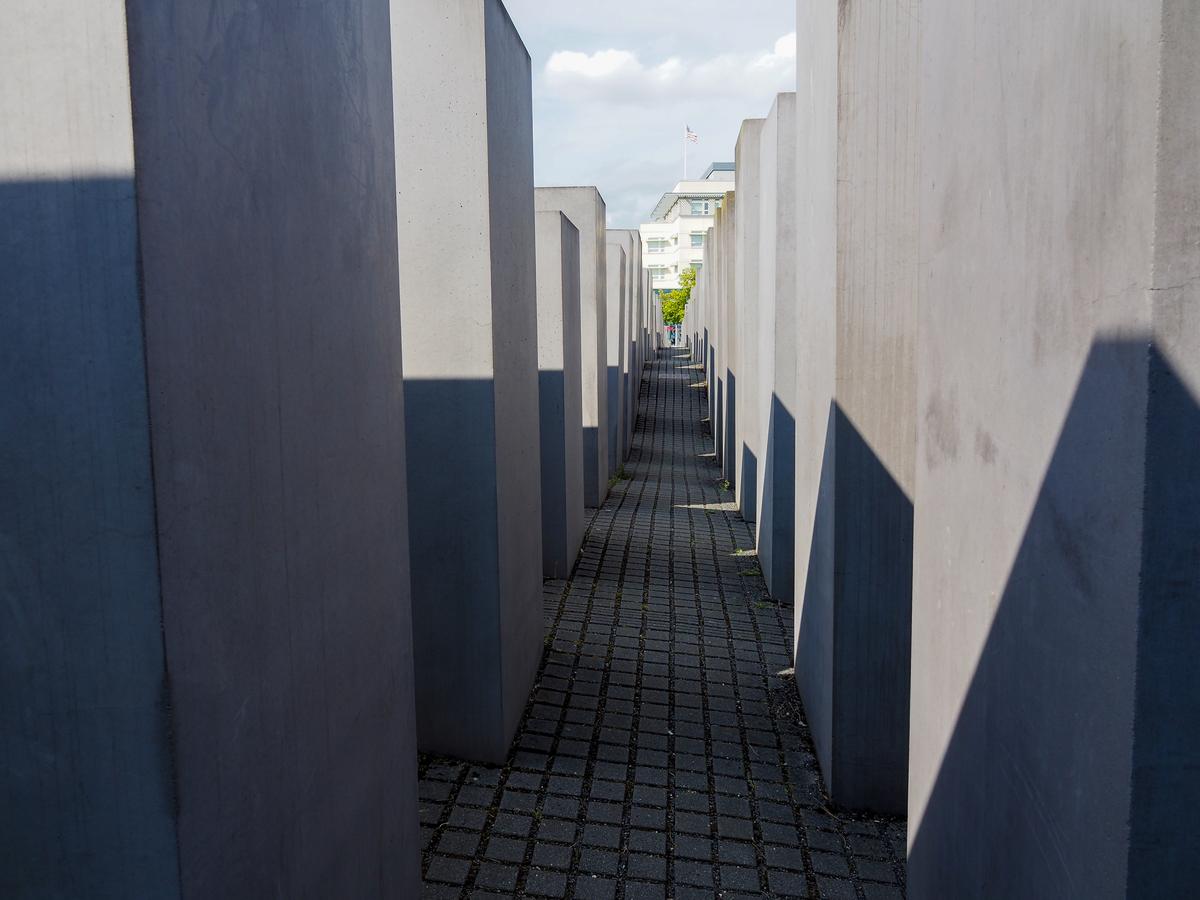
(419, 349, 907, 899)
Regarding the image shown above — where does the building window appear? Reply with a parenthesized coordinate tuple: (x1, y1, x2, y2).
(689, 199, 712, 215)
(647, 239, 669, 253)
(690, 232, 705, 248)
(693, 263, 703, 272)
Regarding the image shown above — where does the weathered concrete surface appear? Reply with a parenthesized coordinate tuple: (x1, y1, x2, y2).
(630, 236, 643, 441)
(136, 1, 422, 890)
(624, 225, 643, 458)
(642, 268, 651, 358)
(623, 229, 640, 459)
(2, 0, 420, 895)
(535, 211, 585, 579)
(755, 93, 798, 604)
(703, 226, 717, 401)
(710, 196, 737, 478)
(908, 2, 1200, 896)
(652, 270, 662, 354)
(734, 120, 765, 522)
(394, 0, 542, 764)
(536, 187, 610, 508)
(793, 0, 918, 814)
(0, 5, 179, 895)
(720, 192, 739, 488)
(698, 253, 710, 363)
(630, 238, 643, 442)
(793, 1, 838, 812)
(609, 229, 641, 462)
(713, 203, 726, 469)
(604, 238, 627, 475)
(707, 214, 724, 453)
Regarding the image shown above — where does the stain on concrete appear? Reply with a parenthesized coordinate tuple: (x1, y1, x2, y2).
(923, 389, 960, 468)
(975, 426, 999, 464)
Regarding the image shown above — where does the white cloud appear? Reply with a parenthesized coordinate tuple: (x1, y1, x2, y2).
(773, 32, 798, 60)
(543, 33, 796, 104)
(546, 48, 642, 80)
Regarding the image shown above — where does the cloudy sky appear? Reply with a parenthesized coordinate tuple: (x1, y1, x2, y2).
(503, 1, 797, 227)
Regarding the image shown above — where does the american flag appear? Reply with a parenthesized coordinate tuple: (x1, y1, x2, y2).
(685, 125, 699, 144)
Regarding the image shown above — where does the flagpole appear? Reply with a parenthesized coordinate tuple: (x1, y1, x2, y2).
(683, 126, 688, 180)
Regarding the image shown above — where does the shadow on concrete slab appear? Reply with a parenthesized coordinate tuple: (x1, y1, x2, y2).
(795, 402, 912, 815)
(908, 340, 1200, 897)
(760, 393, 796, 603)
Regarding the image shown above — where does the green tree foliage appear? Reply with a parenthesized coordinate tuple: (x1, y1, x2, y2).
(660, 267, 696, 326)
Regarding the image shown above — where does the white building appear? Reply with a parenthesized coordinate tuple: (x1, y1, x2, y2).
(639, 162, 735, 295)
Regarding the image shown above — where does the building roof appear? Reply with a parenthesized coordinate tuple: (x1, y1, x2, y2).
(646, 162, 735, 221)
(701, 162, 735, 180)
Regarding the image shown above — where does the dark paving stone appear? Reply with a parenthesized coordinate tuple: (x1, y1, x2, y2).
(721, 864, 763, 892)
(581, 824, 620, 849)
(857, 858, 901, 883)
(530, 843, 572, 870)
(573, 875, 617, 900)
(817, 875, 860, 899)
(523, 868, 567, 897)
(435, 831, 479, 857)
(624, 881, 667, 900)
(769, 868, 811, 897)
(766, 844, 808, 872)
(674, 859, 714, 888)
(627, 853, 667, 881)
(627, 828, 666, 855)
(718, 839, 758, 866)
(578, 847, 619, 876)
(674, 833, 714, 861)
(473, 863, 517, 893)
(425, 856, 470, 886)
(864, 884, 907, 900)
(812, 850, 852, 877)
(482, 836, 526, 864)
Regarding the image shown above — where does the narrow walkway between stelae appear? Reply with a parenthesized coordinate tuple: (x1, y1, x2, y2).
(419, 350, 907, 900)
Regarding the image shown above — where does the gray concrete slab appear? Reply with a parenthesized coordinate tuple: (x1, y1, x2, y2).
(537, 188, 610, 507)
(646, 270, 657, 359)
(628, 230, 639, 438)
(701, 230, 714, 436)
(720, 192, 739, 488)
(134, 2, 421, 893)
(610, 229, 642, 461)
(393, 0, 542, 765)
(535, 211, 585, 579)
(793, 0, 917, 814)
(793, 1, 838, 812)
(908, 2, 1199, 895)
(734, 120, 765, 523)
(711, 204, 728, 468)
(2, 1, 420, 895)
(711, 208, 723, 465)
(639, 269, 648, 367)
(701, 230, 711, 417)
(755, 93, 798, 604)
(0, 6, 178, 895)
(604, 238, 627, 475)
(629, 237, 642, 443)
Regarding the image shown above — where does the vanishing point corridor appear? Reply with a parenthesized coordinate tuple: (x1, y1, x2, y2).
(417, 350, 907, 899)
